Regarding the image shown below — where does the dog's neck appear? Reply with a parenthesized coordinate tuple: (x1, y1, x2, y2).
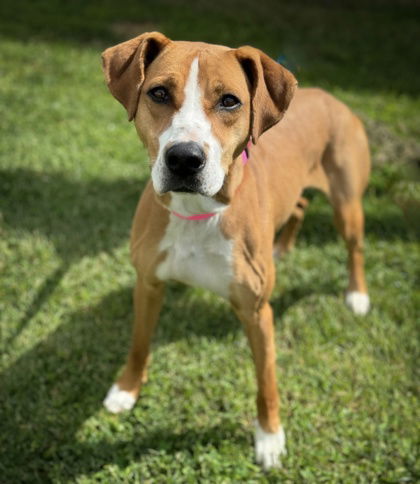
(214, 152, 249, 205)
(168, 192, 228, 218)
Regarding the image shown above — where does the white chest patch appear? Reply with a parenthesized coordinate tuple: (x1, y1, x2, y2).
(156, 194, 233, 299)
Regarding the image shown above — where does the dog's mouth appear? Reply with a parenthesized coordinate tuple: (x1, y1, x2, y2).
(171, 187, 196, 193)
(159, 175, 204, 195)
(151, 162, 225, 198)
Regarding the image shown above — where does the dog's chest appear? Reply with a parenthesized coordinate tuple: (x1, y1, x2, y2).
(156, 215, 234, 299)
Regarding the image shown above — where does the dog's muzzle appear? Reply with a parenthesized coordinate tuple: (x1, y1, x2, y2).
(163, 142, 206, 193)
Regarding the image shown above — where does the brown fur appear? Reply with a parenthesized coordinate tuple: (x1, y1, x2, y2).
(102, 33, 370, 441)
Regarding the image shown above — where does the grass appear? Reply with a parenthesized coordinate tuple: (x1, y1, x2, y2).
(0, 1, 419, 482)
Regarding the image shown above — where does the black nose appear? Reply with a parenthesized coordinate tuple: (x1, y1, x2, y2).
(165, 142, 206, 177)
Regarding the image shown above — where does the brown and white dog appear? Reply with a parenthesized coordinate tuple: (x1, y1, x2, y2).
(101, 32, 370, 469)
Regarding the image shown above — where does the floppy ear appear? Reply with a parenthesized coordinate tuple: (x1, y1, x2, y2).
(101, 32, 171, 121)
(235, 46, 297, 143)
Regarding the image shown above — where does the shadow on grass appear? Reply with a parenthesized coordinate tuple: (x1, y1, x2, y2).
(1, 167, 146, 345)
(1, 167, 413, 346)
(1, 168, 145, 259)
(1, 167, 415, 481)
(0, 1, 419, 96)
(272, 278, 341, 317)
(296, 204, 414, 247)
(2, 169, 411, 257)
(277, 188, 413, 248)
(0, 286, 242, 482)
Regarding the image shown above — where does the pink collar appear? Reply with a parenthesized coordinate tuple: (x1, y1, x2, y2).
(171, 143, 251, 221)
(241, 142, 250, 165)
(171, 211, 217, 221)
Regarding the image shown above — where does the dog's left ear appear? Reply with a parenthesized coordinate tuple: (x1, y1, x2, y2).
(235, 46, 297, 144)
(102, 32, 171, 121)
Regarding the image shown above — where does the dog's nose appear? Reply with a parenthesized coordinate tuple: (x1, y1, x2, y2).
(165, 142, 206, 177)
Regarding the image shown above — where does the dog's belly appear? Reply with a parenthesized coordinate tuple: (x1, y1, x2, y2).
(156, 215, 234, 299)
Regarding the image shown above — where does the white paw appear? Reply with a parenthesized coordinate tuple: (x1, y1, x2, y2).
(345, 291, 370, 315)
(103, 383, 136, 413)
(254, 421, 286, 470)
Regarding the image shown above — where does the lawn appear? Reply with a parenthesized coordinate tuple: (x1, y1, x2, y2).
(0, 1, 419, 482)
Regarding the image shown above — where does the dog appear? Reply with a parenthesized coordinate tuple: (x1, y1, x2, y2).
(101, 32, 370, 470)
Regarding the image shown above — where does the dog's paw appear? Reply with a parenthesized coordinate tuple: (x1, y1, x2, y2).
(345, 291, 370, 315)
(103, 384, 136, 413)
(254, 421, 286, 470)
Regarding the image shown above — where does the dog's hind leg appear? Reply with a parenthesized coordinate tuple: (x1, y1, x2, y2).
(332, 198, 370, 315)
(274, 196, 308, 256)
(104, 278, 165, 413)
(325, 113, 371, 315)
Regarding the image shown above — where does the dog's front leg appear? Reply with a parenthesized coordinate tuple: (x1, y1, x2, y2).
(104, 277, 165, 413)
(236, 301, 286, 470)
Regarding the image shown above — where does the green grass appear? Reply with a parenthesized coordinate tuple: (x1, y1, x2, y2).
(0, 1, 419, 482)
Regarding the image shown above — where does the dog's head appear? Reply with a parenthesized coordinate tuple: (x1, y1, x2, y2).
(102, 32, 297, 198)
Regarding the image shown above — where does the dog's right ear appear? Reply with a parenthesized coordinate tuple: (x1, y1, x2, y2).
(102, 32, 171, 121)
(235, 46, 297, 144)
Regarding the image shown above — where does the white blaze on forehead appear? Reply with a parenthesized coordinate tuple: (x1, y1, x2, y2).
(167, 57, 206, 141)
(151, 57, 224, 196)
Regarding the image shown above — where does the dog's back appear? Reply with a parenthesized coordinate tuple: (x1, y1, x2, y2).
(249, 88, 370, 228)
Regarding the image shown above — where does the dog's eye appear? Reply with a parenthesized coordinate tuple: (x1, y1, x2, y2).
(148, 86, 170, 104)
(220, 94, 241, 110)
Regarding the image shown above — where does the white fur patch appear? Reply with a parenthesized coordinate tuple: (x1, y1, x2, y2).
(156, 193, 233, 299)
(345, 291, 370, 315)
(103, 383, 136, 413)
(254, 421, 286, 470)
(151, 57, 224, 196)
